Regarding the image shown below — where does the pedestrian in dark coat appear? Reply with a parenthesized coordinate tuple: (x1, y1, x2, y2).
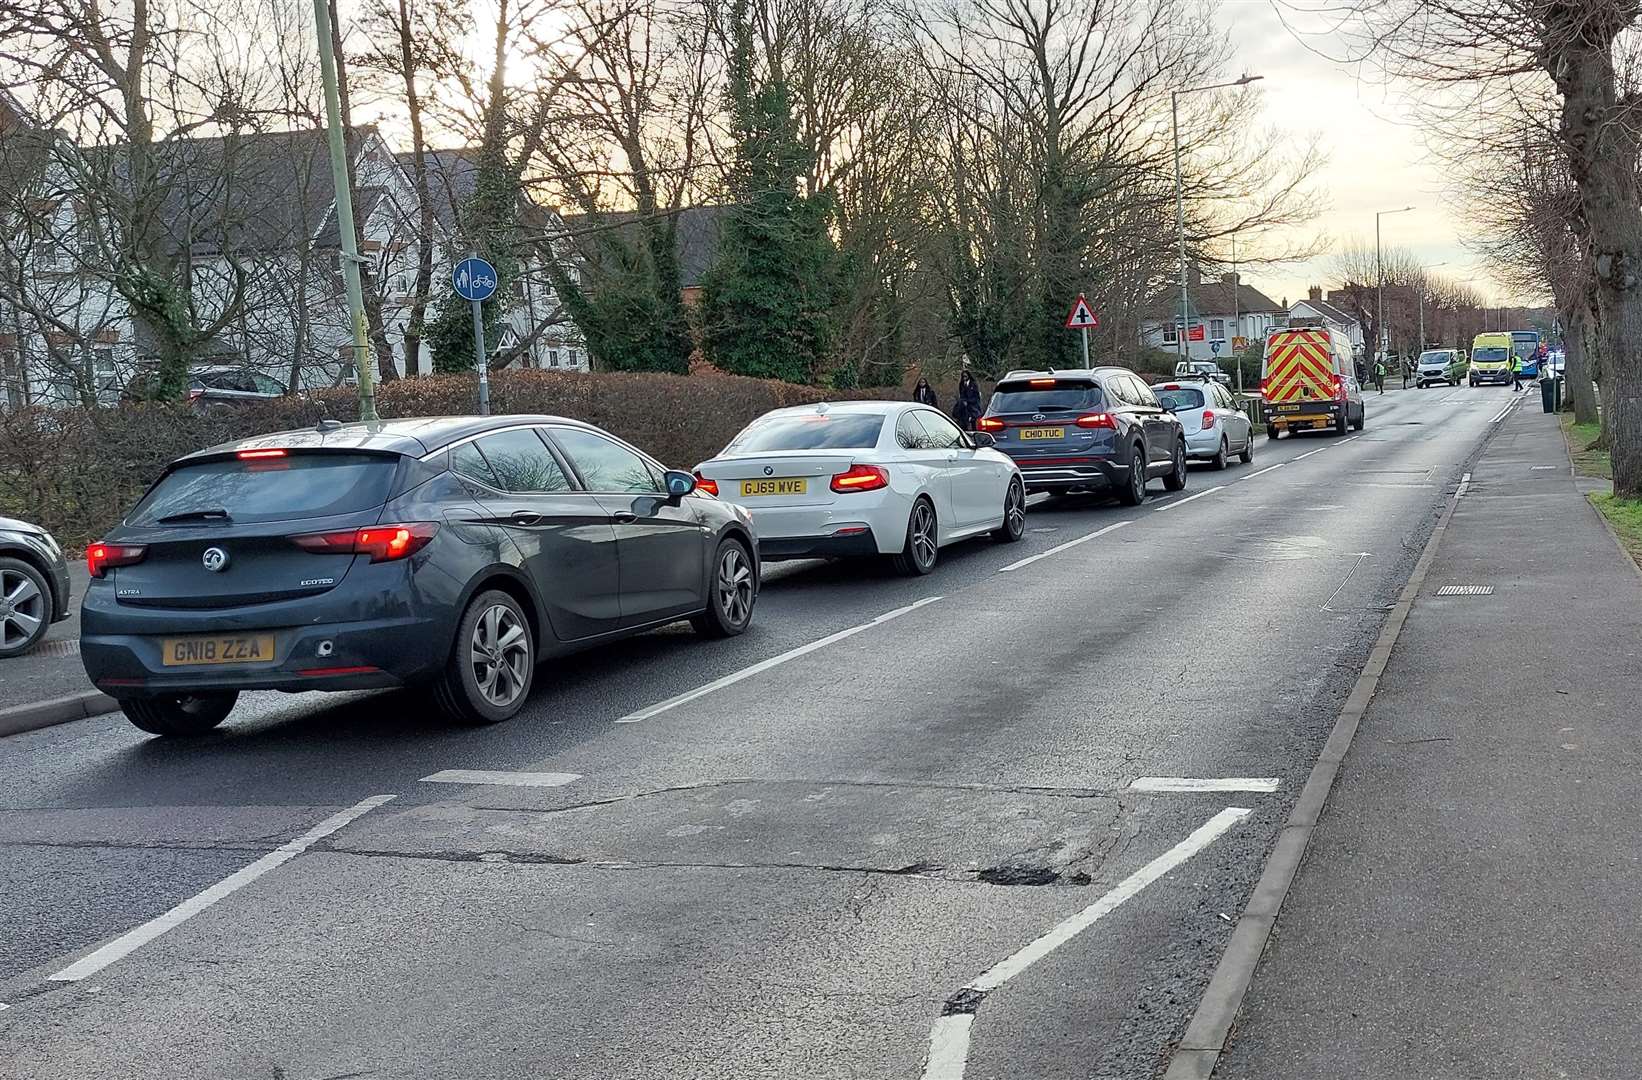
(954, 370, 983, 431)
(913, 376, 939, 410)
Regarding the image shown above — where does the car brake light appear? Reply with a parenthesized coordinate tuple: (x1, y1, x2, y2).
(1201, 408, 1216, 427)
(86, 541, 147, 578)
(1332, 374, 1346, 400)
(1164, 383, 1181, 390)
(237, 448, 287, 459)
(1074, 412, 1116, 430)
(292, 522, 439, 562)
(830, 464, 889, 493)
(977, 416, 1006, 432)
(1028, 378, 1056, 388)
(693, 471, 719, 497)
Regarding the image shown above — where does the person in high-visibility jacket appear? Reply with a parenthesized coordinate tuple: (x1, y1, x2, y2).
(1510, 354, 1525, 392)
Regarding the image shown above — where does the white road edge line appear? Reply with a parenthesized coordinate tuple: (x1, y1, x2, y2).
(919, 806, 1252, 1080)
(1151, 486, 1225, 513)
(616, 596, 943, 723)
(996, 520, 1131, 573)
(1239, 463, 1285, 481)
(1129, 777, 1280, 793)
(1458, 470, 1472, 498)
(1291, 447, 1328, 461)
(420, 769, 582, 788)
(1488, 399, 1519, 424)
(49, 794, 396, 983)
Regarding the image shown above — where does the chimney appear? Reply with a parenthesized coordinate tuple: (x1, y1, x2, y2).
(1308, 286, 1322, 302)
(1188, 264, 1202, 289)
(1221, 272, 1238, 286)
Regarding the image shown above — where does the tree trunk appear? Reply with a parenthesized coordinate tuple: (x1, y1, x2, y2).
(1563, 297, 1600, 425)
(396, 0, 434, 378)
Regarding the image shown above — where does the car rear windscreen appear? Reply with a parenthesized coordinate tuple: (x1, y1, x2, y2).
(728, 413, 885, 452)
(1153, 387, 1205, 411)
(989, 384, 1103, 413)
(130, 453, 399, 525)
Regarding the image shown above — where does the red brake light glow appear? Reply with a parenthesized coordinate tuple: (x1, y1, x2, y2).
(1028, 378, 1056, 388)
(977, 416, 1006, 432)
(236, 448, 288, 460)
(1164, 383, 1181, 390)
(1074, 412, 1116, 430)
(830, 464, 889, 493)
(87, 541, 147, 578)
(293, 522, 439, 562)
(693, 471, 719, 497)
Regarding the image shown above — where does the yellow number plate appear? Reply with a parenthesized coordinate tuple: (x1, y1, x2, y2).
(741, 478, 807, 497)
(1019, 427, 1065, 440)
(161, 634, 277, 667)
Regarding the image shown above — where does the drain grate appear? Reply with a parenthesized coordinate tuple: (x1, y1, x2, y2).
(1436, 585, 1494, 596)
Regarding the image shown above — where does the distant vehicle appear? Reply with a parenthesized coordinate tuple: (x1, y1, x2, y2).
(1173, 359, 1231, 385)
(1414, 349, 1464, 388)
(0, 516, 72, 659)
(1545, 349, 1566, 377)
(1510, 331, 1542, 379)
(1152, 379, 1254, 468)
(1470, 333, 1514, 386)
(82, 416, 759, 735)
(978, 368, 1187, 504)
(694, 401, 1024, 576)
(1259, 327, 1364, 437)
(123, 365, 291, 407)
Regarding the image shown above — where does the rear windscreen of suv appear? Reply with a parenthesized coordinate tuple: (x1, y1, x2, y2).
(130, 453, 399, 525)
(1153, 387, 1205, 411)
(989, 384, 1103, 413)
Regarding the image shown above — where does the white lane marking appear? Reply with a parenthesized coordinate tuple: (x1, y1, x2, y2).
(1292, 447, 1328, 460)
(1530, 465, 1557, 471)
(1239, 463, 1285, 481)
(1488, 399, 1518, 424)
(616, 596, 943, 722)
(49, 795, 396, 983)
(421, 769, 582, 788)
(996, 520, 1131, 573)
(1151, 486, 1225, 513)
(1339, 435, 1363, 444)
(1129, 777, 1280, 793)
(920, 1014, 975, 1080)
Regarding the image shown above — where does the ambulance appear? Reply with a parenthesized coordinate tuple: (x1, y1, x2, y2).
(1259, 326, 1365, 437)
(1468, 332, 1514, 386)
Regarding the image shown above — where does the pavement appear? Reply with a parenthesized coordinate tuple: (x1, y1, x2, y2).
(0, 384, 1564, 1080)
(1217, 400, 1642, 1078)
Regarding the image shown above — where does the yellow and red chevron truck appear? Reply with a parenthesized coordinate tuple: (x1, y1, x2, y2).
(1259, 326, 1365, 437)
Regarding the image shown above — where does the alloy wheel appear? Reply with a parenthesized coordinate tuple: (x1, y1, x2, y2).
(911, 502, 937, 570)
(1005, 483, 1026, 536)
(716, 544, 755, 628)
(0, 567, 45, 652)
(469, 603, 531, 709)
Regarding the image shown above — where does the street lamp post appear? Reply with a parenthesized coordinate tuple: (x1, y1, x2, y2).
(1418, 261, 1447, 350)
(1375, 205, 1414, 369)
(1173, 74, 1263, 369)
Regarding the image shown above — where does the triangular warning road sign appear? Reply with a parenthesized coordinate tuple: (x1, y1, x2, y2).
(1065, 294, 1098, 329)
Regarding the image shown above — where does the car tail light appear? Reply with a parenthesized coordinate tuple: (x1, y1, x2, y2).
(292, 522, 439, 562)
(1201, 408, 1216, 428)
(977, 416, 1006, 432)
(1163, 383, 1181, 390)
(693, 471, 719, 497)
(187, 388, 204, 401)
(237, 448, 287, 460)
(830, 464, 889, 493)
(1028, 378, 1056, 388)
(86, 541, 147, 578)
(1332, 374, 1347, 400)
(1074, 412, 1116, 430)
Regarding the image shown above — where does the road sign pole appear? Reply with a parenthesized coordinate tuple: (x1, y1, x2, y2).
(472, 297, 489, 416)
(1080, 326, 1090, 367)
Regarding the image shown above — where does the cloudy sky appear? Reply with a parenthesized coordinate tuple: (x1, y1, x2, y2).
(1226, 1, 1519, 308)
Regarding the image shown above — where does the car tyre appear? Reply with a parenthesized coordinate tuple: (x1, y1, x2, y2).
(1118, 447, 1149, 506)
(1351, 408, 1365, 431)
(1334, 410, 1348, 435)
(121, 692, 238, 737)
(0, 556, 52, 659)
(435, 589, 535, 725)
(1210, 436, 1229, 470)
(1163, 438, 1188, 491)
(691, 538, 757, 638)
(1266, 425, 1280, 439)
(891, 498, 939, 576)
(993, 479, 1027, 543)
(1238, 432, 1255, 464)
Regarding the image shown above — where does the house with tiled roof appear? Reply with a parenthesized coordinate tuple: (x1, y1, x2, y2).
(1138, 267, 1287, 363)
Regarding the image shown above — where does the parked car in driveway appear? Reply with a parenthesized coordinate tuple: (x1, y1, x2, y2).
(80, 416, 759, 736)
(123, 365, 291, 407)
(0, 516, 72, 659)
(978, 368, 1187, 503)
(693, 401, 1025, 576)
(1152, 379, 1254, 468)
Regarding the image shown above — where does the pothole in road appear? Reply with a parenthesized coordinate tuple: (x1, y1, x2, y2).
(976, 864, 1094, 887)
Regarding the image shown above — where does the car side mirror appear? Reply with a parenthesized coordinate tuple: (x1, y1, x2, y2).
(969, 431, 996, 448)
(663, 469, 697, 500)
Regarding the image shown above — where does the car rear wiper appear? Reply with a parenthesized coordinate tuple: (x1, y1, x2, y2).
(157, 508, 233, 524)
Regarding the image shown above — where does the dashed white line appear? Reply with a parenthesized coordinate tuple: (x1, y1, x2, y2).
(1457, 471, 1472, 497)
(49, 795, 396, 983)
(1151, 486, 1225, 513)
(1339, 435, 1363, 444)
(920, 807, 1251, 1080)
(1129, 777, 1280, 793)
(1291, 447, 1329, 460)
(1488, 399, 1519, 424)
(1239, 463, 1285, 481)
(616, 596, 943, 722)
(996, 520, 1132, 573)
(421, 769, 582, 788)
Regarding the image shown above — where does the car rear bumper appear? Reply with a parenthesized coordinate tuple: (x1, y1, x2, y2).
(1008, 456, 1126, 492)
(759, 529, 884, 561)
(1184, 428, 1226, 457)
(1264, 400, 1344, 426)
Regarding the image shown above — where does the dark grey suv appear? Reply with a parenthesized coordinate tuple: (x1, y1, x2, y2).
(0, 516, 73, 658)
(81, 416, 760, 736)
(978, 368, 1187, 504)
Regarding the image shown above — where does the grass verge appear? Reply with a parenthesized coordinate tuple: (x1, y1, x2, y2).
(1590, 494, 1642, 567)
(1560, 414, 1611, 480)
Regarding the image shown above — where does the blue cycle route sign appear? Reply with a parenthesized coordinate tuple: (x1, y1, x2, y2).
(453, 257, 498, 302)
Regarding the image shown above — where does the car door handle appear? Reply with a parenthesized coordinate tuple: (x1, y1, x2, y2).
(611, 511, 638, 524)
(510, 511, 542, 526)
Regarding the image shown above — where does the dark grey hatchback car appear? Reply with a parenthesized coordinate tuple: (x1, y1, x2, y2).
(82, 416, 760, 736)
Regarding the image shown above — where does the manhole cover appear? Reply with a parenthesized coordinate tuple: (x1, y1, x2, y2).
(1436, 585, 1494, 596)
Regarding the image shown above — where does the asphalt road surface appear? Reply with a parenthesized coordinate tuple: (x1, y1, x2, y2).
(0, 384, 1521, 1080)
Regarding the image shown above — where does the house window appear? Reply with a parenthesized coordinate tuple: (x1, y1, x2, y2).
(1162, 323, 1178, 345)
(568, 349, 579, 366)
(548, 350, 560, 368)
(1210, 319, 1225, 341)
